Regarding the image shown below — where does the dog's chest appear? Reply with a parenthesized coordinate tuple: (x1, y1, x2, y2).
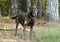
(17, 14, 35, 26)
(24, 17, 35, 26)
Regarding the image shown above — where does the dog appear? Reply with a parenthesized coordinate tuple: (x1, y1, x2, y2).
(11, 6, 38, 40)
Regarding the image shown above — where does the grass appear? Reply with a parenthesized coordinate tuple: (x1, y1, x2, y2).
(33, 26, 60, 42)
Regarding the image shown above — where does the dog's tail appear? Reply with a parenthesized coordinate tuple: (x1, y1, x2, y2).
(10, 15, 17, 19)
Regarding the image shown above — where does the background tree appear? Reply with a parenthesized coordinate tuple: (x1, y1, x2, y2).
(42, 0, 46, 18)
(46, 0, 59, 21)
(10, 0, 18, 17)
(27, 0, 31, 12)
(21, 0, 27, 12)
(37, 0, 42, 19)
(59, 0, 60, 16)
(31, 0, 34, 6)
(0, 0, 60, 20)
(0, 7, 1, 18)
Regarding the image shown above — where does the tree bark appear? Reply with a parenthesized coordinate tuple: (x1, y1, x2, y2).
(27, 0, 31, 12)
(21, 0, 27, 12)
(37, 0, 42, 19)
(10, 0, 18, 17)
(46, 0, 59, 21)
(34, 0, 38, 6)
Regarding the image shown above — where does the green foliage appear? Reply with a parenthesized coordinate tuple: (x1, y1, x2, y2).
(42, 0, 46, 16)
(0, 0, 10, 16)
(18, 0, 21, 10)
(31, 0, 35, 6)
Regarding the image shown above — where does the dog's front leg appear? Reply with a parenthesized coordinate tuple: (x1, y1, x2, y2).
(15, 17, 19, 36)
(30, 26, 33, 40)
(15, 22, 19, 36)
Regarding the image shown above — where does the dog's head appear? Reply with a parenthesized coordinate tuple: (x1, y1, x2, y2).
(30, 6, 38, 17)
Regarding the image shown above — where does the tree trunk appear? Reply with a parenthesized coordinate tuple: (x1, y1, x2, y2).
(27, 0, 31, 12)
(37, 0, 42, 19)
(46, 0, 59, 21)
(34, 0, 38, 6)
(10, 0, 18, 17)
(21, 0, 27, 12)
(0, 7, 1, 18)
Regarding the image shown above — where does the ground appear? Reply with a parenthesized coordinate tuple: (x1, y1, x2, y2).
(0, 17, 60, 42)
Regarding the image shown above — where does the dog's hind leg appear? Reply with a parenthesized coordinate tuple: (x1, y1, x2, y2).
(23, 24, 26, 40)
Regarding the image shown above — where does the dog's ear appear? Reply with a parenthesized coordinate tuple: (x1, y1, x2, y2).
(29, 6, 33, 11)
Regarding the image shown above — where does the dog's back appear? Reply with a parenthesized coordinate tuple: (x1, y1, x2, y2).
(13, 12, 35, 27)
